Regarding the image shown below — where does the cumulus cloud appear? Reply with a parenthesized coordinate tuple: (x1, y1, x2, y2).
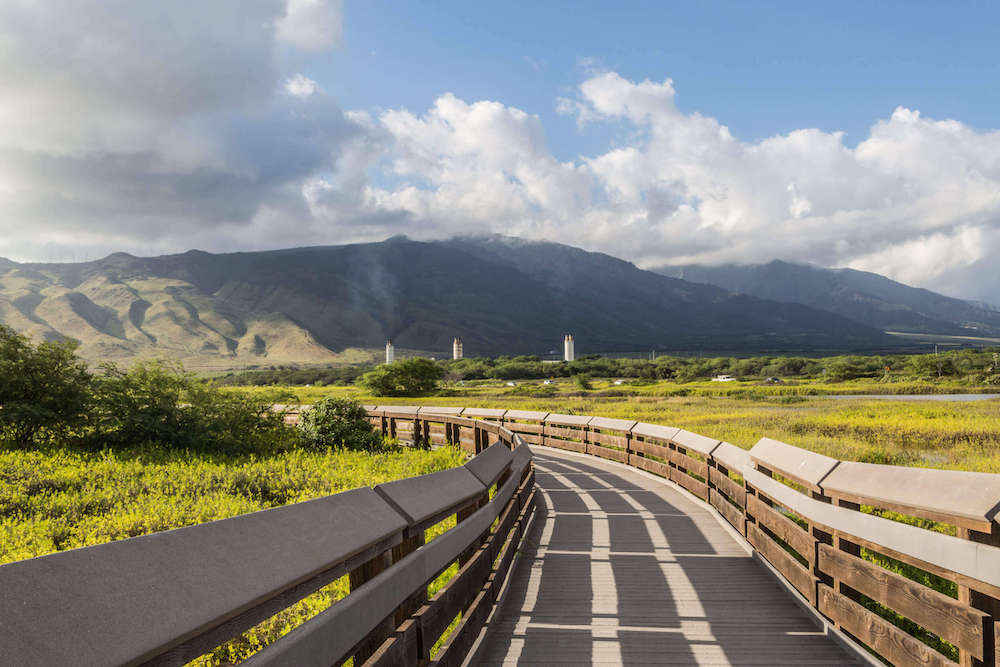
(277, 0, 343, 51)
(358, 73, 1000, 300)
(0, 0, 366, 258)
(1, 4, 999, 303)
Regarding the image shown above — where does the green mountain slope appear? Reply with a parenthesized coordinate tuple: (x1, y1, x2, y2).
(0, 238, 901, 367)
(655, 260, 1000, 336)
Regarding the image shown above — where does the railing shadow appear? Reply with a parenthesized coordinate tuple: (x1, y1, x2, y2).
(478, 449, 852, 666)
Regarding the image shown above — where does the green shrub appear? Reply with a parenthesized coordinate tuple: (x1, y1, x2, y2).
(296, 397, 382, 451)
(0, 325, 91, 447)
(89, 361, 294, 454)
(572, 373, 593, 390)
(359, 358, 444, 396)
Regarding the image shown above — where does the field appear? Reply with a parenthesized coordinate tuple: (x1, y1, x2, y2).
(4, 374, 998, 663)
(0, 443, 465, 664)
(254, 378, 1000, 472)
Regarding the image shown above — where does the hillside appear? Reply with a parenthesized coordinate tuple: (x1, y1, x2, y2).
(0, 237, 900, 367)
(655, 260, 1000, 336)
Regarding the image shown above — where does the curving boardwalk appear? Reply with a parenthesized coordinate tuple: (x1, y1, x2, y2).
(476, 447, 856, 665)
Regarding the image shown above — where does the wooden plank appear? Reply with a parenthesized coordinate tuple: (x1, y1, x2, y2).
(588, 430, 629, 448)
(749, 437, 838, 493)
(744, 467, 1000, 600)
(710, 467, 746, 507)
(630, 422, 681, 442)
(362, 619, 419, 667)
(748, 523, 815, 604)
(821, 462, 1000, 533)
(672, 452, 708, 479)
(631, 439, 671, 461)
(818, 585, 954, 667)
(543, 437, 586, 453)
(506, 422, 543, 434)
(429, 588, 491, 667)
(631, 454, 670, 478)
(711, 490, 745, 534)
(819, 543, 989, 658)
(414, 545, 491, 654)
(671, 429, 721, 457)
(588, 443, 627, 464)
(671, 468, 708, 500)
(544, 425, 586, 440)
(515, 433, 542, 445)
(748, 495, 814, 565)
(711, 441, 752, 472)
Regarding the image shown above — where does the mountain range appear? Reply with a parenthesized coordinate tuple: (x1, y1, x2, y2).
(0, 236, 917, 368)
(654, 260, 1000, 337)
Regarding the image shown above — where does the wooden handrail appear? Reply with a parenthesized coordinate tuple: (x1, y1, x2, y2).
(0, 412, 536, 667)
(360, 404, 999, 667)
(5, 402, 1000, 667)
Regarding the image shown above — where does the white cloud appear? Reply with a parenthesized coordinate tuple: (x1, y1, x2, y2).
(0, 2, 998, 305)
(276, 0, 343, 52)
(285, 73, 320, 98)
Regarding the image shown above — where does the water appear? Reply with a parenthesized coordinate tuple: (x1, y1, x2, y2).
(828, 394, 1000, 402)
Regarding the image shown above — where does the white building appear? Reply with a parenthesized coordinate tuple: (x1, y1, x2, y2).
(385, 340, 395, 364)
(563, 334, 575, 362)
(453, 337, 463, 360)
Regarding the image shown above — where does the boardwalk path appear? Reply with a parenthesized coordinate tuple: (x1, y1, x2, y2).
(475, 447, 856, 665)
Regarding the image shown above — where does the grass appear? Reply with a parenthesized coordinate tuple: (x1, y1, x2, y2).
(0, 442, 466, 664)
(239, 379, 1000, 473)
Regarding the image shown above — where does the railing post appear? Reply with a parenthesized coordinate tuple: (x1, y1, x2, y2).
(392, 532, 427, 627)
(959, 524, 1000, 667)
(349, 547, 396, 664)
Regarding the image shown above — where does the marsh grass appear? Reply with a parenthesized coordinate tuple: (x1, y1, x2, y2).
(0, 443, 466, 664)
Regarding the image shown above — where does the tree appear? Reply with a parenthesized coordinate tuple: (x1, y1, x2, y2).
(0, 325, 91, 447)
(297, 397, 382, 451)
(89, 361, 294, 453)
(359, 358, 444, 396)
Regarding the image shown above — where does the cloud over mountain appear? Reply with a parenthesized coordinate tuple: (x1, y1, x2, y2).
(1, 2, 998, 302)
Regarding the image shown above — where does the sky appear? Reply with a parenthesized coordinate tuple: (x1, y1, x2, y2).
(1, 0, 999, 301)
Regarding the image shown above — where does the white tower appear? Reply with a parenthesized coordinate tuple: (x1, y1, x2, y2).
(453, 337, 463, 360)
(563, 334, 575, 362)
(385, 340, 395, 364)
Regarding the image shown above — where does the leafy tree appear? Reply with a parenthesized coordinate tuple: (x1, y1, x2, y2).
(296, 397, 382, 451)
(0, 325, 91, 447)
(359, 358, 444, 396)
(89, 361, 293, 453)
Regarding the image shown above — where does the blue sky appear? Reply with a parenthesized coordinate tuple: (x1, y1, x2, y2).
(315, 1, 999, 157)
(1, 0, 999, 300)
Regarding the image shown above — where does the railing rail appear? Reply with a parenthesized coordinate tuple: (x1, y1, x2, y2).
(0, 411, 536, 667)
(358, 405, 1000, 667)
(4, 403, 1000, 667)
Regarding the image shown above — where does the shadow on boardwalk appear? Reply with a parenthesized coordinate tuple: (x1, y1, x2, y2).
(475, 448, 855, 666)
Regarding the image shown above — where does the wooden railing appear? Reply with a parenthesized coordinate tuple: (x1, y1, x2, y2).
(4, 404, 1000, 667)
(363, 406, 1000, 667)
(0, 411, 536, 667)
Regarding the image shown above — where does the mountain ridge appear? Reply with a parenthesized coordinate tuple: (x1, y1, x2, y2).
(654, 259, 1000, 336)
(0, 237, 903, 368)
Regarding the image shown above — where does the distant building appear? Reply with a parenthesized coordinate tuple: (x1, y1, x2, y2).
(563, 334, 575, 362)
(453, 337, 463, 360)
(385, 340, 395, 364)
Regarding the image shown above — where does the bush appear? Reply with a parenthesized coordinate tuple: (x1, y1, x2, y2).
(89, 361, 294, 454)
(296, 397, 383, 451)
(572, 373, 593, 390)
(0, 325, 91, 447)
(359, 358, 444, 396)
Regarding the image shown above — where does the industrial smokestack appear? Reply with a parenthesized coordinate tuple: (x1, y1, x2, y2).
(563, 334, 575, 362)
(453, 337, 463, 360)
(385, 340, 395, 364)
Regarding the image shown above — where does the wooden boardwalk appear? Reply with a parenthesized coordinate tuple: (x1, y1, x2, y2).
(475, 447, 856, 665)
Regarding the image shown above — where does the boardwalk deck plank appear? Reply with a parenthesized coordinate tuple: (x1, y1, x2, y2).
(475, 447, 857, 665)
